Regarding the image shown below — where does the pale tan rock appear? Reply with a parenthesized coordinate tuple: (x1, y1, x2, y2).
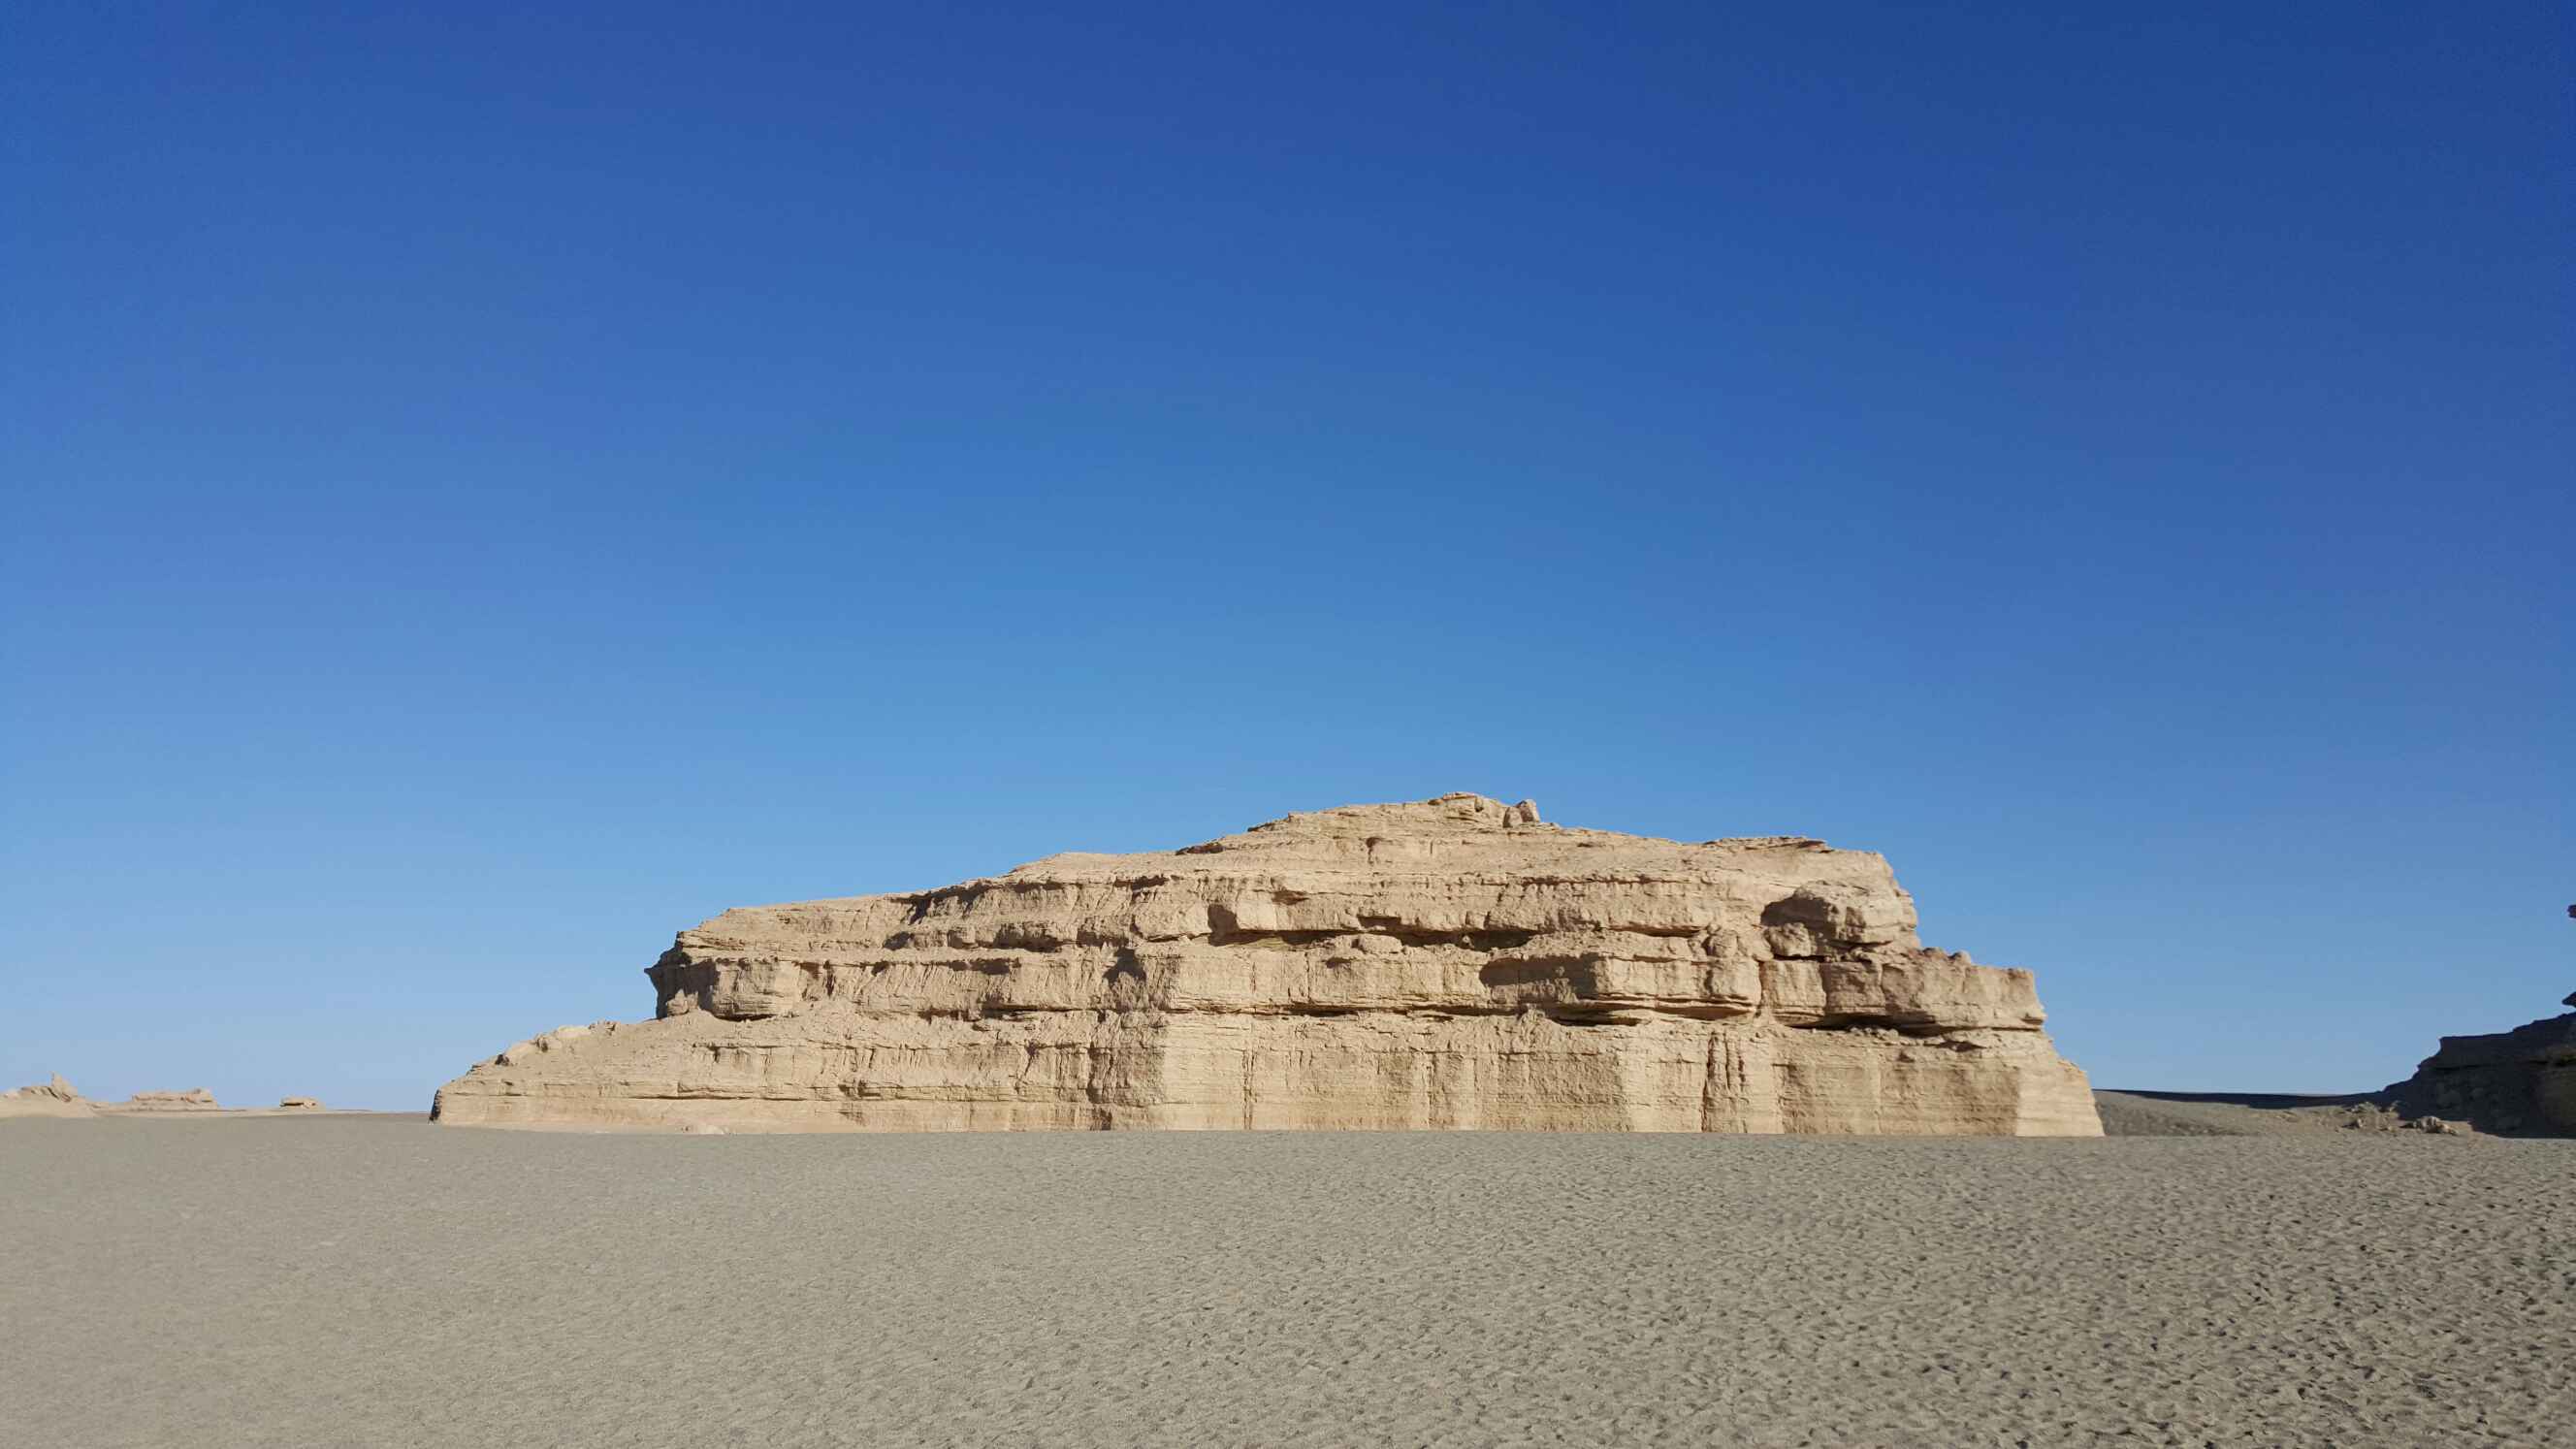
(434, 794, 2102, 1135)
(278, 1097, 323, 1111)
(0, 1076, 95, 1119)
(101, 1088, 221, 1113)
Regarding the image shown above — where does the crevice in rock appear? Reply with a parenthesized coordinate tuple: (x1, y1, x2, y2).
(1209, 924, 1542, 950)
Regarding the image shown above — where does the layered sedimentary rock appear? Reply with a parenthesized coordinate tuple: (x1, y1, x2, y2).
(0, 1076, 94, 1119)
(434, 794, 2101, 1135)
(2386, 991, 2576, 1137)
(100, 1088, 221, 1113)
(2, 1081, 241, 1119)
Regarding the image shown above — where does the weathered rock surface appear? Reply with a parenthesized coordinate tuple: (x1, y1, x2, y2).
(278, 1097, 323, 1111)
(100, 1088, 221, 1113)
(2385, 991, 2576, 1137)
(434, 794, 2102, 1135)
(0, 1076, 95, 1119)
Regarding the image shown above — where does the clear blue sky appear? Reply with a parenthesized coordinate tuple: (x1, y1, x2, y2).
(5, 3, 2566, 1110)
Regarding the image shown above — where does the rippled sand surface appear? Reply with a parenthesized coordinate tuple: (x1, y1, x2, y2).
(5, 1117, 2567, 1447)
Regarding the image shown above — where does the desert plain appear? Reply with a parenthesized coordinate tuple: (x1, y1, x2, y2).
(5, 1109, 2569, 1448)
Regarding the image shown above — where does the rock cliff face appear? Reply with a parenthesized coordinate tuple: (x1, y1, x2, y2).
(433, 794, 2102, 1135)
(2385, 991, 2576, 1137)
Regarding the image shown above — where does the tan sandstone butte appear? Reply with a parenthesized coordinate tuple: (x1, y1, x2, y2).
(433, 794, 2103, 1136)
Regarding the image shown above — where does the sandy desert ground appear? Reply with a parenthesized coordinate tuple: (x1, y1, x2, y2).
(4, 1113, 2568, 1448)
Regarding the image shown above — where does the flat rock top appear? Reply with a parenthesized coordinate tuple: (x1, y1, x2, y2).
(1007, 792, 1846, 881)
(674, 793, 1920, 957)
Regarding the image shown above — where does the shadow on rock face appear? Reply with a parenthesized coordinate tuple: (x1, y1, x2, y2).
(2381, 992, 2576, 1138)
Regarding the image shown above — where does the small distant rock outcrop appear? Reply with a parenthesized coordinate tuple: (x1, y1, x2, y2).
(3, 1082, 339, 1120)
(2331, 1102, 2471, 1136)
(2385, 991, 2576, 1137)
(2093, 1091, 2478, 1138)
(4, 1080, 230, 1118)
(0, 1076, 95, 1118)
(102, 1088, 222, 1113)
(435, 793, 2101, 1136)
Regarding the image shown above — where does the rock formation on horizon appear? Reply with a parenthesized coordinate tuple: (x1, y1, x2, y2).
(433, 794, 2103, 1135)
(0, 1076, 95, 1118)
(2, 1081, 241, 1118)
(100, 1088, 221, 1113)
(2385, 989, 2576, 1137)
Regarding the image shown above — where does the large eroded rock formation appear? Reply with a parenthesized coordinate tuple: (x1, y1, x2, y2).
(2385, 991, 2576, 1137)
(433, 794, 2102, 1135)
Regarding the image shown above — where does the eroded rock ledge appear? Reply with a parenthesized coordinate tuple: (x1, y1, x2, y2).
(433, 794, 2102, 1135)
(2384, 990, 2576, 1137)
